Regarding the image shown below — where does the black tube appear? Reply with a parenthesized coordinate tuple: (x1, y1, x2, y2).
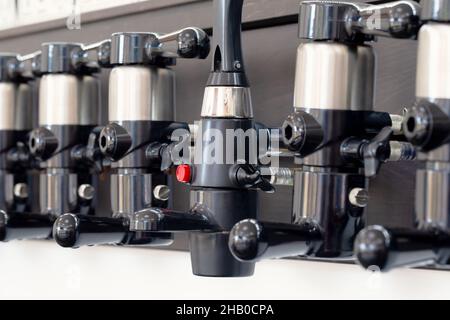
(0, 212, 54, 242)
(207, 0, 248, 87)
(228, 219, 322, 263)
(354, 225, 446, 272)
(53, 213, 175, 248)
(130, 208, 217, 232)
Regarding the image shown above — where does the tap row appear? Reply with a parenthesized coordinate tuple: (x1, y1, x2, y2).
(0, 0, 449, 277)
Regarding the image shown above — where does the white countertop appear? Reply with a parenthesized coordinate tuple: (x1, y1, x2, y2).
(0, 240, 449, 300)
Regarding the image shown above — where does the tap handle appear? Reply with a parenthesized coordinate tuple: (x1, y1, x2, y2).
(228, 219, 322, 263)
(0, 211, 53, 242)
(72, 39, 111, 69)
(354, 225, 449, 272)
(363, 127, 394, 177)
(232, 164, 275, 193)
(53, 214, 129, 248)
(147, 27, 210, 60)
(17, 51, 42, 78)
(130, 208, 215, 232)
(299, 1, 420, 42)
(353, 1, 421, 39)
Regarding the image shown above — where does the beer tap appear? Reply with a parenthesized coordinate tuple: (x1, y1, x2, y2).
(1, 42, 105, 241)
(227, 0, 419, 266)
(88, 0, 277, 277)
(355, 0, 450, 272)
(52, 28, 210, 248)
(0, 53, 39, 241)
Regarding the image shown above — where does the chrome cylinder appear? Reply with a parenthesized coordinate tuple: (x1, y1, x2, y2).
(109, 66, 175, 122)
(416, 23, 450, 100)
(201, 86, 253, 118)
(39, 169, 78, 217)
(39, 74, 100, 126)
(414, 23, 450, 229)
(110, 169, 153, 219)
(0, 83, 16, 131)
(293, 42, 375, 111)
(416, 164, 450, 231)
(0, 82, 34, 131)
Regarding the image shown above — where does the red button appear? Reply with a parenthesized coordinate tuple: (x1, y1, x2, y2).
(176, 165, 191, 183)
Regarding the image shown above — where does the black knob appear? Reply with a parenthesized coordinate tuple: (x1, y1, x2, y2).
(29, 127, 58, 160)
(53, 214, 129, 248)
(177, 28, 210, 59)
(229, 219, 322, 263)
(354, 226, 441, 272)
(99, 123, 132, 161)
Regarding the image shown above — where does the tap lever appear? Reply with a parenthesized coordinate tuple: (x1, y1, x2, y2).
(147, 27, 210, 59)
(232, 164, 275, 193)
(228, 219, 322, 263)
(78, 39, 112, 68)
(53, 214, 129, 248)
(130, 208, 216, 232)
(299, 1, 420, 42)
(0, 211, 54, 242)
(363, 127, 394, 177)
(354, 225, 450, 272)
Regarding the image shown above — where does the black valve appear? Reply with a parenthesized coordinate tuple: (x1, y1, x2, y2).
(0, 211, 54, 242)
(146, 142, 176, 172)
(29, 127, 58, 161)
(71, 127, 109, 172)
(231, 164, 275, 193)
(228, 219, 322, 263)
(99, 123, 132, 161)
(362, 127, 393, 178)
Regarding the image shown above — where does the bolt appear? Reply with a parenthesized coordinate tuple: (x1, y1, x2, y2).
(14, 183, 28, 199)
(78, 184, 95, 201)
(282, 113, 305, 151)
(153, 185, 171, 202)
(99, 127, 116, 154)
(349, 188, 369, 208)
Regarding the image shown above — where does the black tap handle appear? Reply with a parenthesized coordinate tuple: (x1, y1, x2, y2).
(207, 0, 248, 87)
(354, 225, 450, 272)
(53, 214, 129, 248)
(363, 127, 393, 177)
(130, 208, 216, 232)
(228, 219, 322, 263)
(233, 164, 275, 193)
(0, 211, 54, 242)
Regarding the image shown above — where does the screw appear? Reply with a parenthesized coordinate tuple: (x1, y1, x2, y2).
(78, 184, 95, 201)
(153, 185, 171, 202)
(349, 188, 369, 208)
(14, 183, 28, 199)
